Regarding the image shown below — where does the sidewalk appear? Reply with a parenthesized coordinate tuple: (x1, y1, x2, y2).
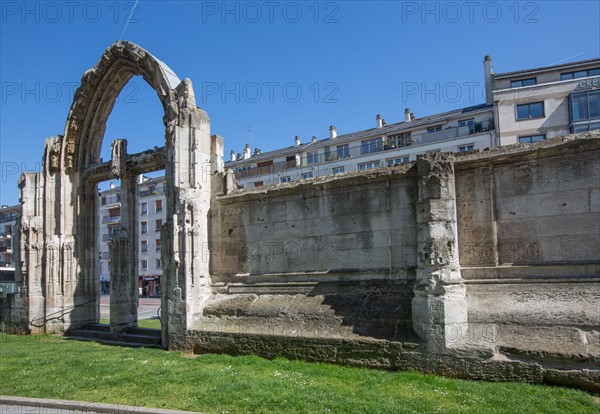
(0, 396, 202, 414)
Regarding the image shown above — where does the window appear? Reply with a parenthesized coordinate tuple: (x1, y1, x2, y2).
(254, 181, 263, 187)
(155, 199, 163, 213)
(361, 138, 383, 155)
(510, 78, 537, 88)
(140, 202, 147, 215)
(570, 91, 600, 122)
(516, 102, 544, 120)
(561, 68, 600, 80)
(141, 221, 148, 234)
(358, 161, 381, 170)
(458, 118, 475, 127)
(332, 166, 345, 174)
(280, 176, 291, 183)
(572, 122, 600, 133)
(156, 259, 161, 269)
(427, 125, 442, 133)
(306, 151, 318, 164)
(301, 172, 313, 179)
(156, 239, 161, 252)
(155, 219, 163, 232)
(518, 134, 546, 143)
(101, 197, 106, 206)
(458, 144, 475, 152)
(141, 260, 148, 270)
(387, 157, 409, 166)
(387, 132, 411, 148)
(141, 240, 148, 253)
(337, 144, 349, 158)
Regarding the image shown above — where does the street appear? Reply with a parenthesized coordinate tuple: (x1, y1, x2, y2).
(99, 295, 161, 320)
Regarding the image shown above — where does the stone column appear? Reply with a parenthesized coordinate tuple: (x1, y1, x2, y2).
(108, 139, 138, 333)
(17, 173, 45, 333)
(162, 79, 212, 348)
(412, 153, 468, 353)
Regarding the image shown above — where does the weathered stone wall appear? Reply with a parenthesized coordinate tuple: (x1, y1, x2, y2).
(455, 136, 600, 363)
(202, 167, 419, 342)
(188, 132, 599, 391)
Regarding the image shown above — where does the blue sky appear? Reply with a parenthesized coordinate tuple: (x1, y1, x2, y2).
(1, 0, 599, 205)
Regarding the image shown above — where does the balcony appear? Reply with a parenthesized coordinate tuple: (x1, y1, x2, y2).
(104, 195, 121, 206)
(0, 232, 11, 239)
(0, 246, 13, 253)
(139, 185, 165, 198)
(102, 216, 121, 224)
(102, 234, 113, 242)
(0, 213, 18, 223)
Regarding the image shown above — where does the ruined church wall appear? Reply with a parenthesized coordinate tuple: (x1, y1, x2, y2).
(204, 168, 419, 341)
(455, 137, 600, 361)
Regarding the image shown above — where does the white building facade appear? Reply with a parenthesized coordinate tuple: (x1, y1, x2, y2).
(97, 176, 166, 296)
(491, 57, 600, 145)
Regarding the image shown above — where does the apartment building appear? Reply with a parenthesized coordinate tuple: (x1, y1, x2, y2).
(97, 176, 166, 296)
(0, 204, 19, 297)
(229, 105, 495, 188)
(226, 55, 599, 187)
(490, 57, 600, 145)
(0, 204, 19, 269)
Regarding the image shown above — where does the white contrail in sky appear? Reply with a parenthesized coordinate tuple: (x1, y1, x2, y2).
(550, 53, 584, 66)
(119, 0, 140, 40)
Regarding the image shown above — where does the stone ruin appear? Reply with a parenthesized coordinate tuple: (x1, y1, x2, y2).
(1, 41, 598, 392)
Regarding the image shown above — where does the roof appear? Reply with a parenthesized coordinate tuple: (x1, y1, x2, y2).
(493, 58, 600, 80)
(226, 103, 492, 167)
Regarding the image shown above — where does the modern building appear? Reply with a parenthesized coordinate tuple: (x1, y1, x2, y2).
(226, 55, 599, 187)
(228, 105, 494, 188)
(97, 175, 166, 296)
(0, 204, 19, 297)
(490, 56, 600, 145)
(0, 204, 19, 269)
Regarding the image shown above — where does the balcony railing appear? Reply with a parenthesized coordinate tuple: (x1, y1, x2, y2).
(0, 232, 11, 238)
(102, 216, 121, 224)
(233, 119, 494, 180)
(102, 234, 113, 242)
(139, 185, 165, 198)
(0, 246, 13, 253)
(0, 213, 18, 223)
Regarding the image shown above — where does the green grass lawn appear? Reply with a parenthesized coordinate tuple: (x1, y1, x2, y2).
(0, 333, 597, 414)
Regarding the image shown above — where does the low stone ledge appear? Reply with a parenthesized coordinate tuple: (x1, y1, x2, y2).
(172, 330, 600, 387)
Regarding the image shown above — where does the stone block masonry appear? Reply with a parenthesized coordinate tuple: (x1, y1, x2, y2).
(191, 131, 600, 392)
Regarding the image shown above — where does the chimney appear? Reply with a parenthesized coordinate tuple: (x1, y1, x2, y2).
(311, 136, 317, 143)
(376, 114, 383, 128)
(243, 144, 251, 160)
(294, 135, 301, 147)
(254, 148, 261, 156)
(404, 108, 412, 122)
(483, 55, 494, 106)
(329, 125, 337, 139)
(230, 150, 236, 162)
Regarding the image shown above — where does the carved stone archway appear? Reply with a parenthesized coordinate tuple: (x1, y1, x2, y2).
(15, 41, 216, 348)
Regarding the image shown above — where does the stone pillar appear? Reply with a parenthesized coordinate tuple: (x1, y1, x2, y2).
(412, 153, 468, 353)
(162, 79, 212, 348)
(17, 173, 45, 333)
(108, 139, 138, 333)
